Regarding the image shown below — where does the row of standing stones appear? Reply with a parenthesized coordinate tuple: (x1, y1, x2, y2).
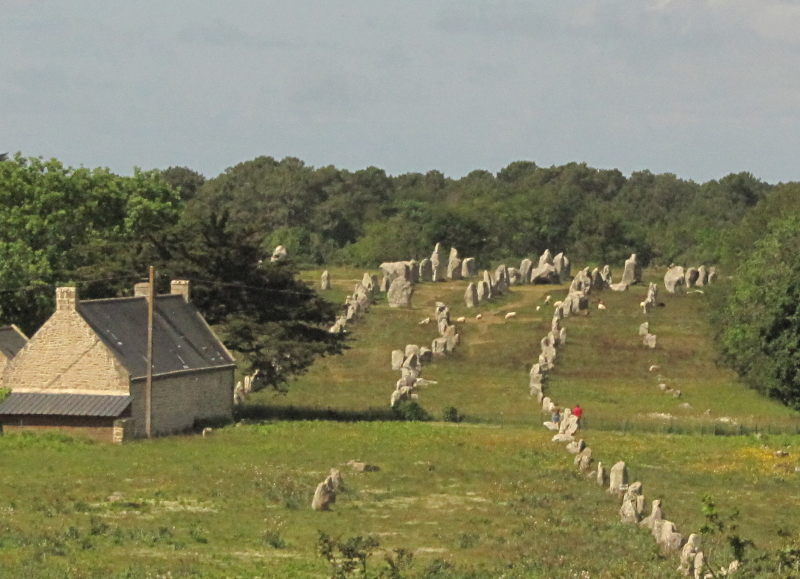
(532, 253, 729, 578)
(305, 243, 732, 576)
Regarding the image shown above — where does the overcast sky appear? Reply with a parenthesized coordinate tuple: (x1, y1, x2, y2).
(2, 1, 799, 183)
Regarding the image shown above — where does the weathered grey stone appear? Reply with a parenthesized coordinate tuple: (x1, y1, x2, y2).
(619, 481, 644, 524)
(311, 476, 337, 511)
(643, 333, 657, 349)
(678, 533, 702, 577)
(494, 265, 508, 295)
(552, 433, 575, 443)
(621, 253, 642, 286)
(531, 263, 560, 284)
(640, 499, 664, 531)
(507, 267, 521, 286)
(553, 252, 571, 282)
(387, 278, 414, 307)
(270, 245, 288, 262)
(483, 270, 495, 298)
(464, 282, 478, 308)
(707, 266, 718, 284)
(601, 264, 612, 286)
(431, 337, 448, 354)
(664, 265, 686, 294)
(591, 267, 606, 291)
(447, 248, 462, 280)
(609, 281, 629, 292)
(685, 267, 699, 287)
(566, 439, 585, 454)
(461, 257, 476, 278)
(347, 460, 380, 473)
(538, 249, 554, 268)
(658, 521, 684, 553)
(609, 461, 628, 495)
(519, 258, 533, 284)
(559, 327, 567, 344)
(543, 421, 559, 431)
(320, 270, 330, 290)
(576, 447, 593, 471)
(404, 344, 420, 358)
(379, 261, 411, 281)
(418, 347, 433, 364)
(443, 324, 459, 352)
(418, 258, 433, 282)
(639, 321, 649, 336)
(431, 242, 447, 282)
(596, 462, 606, 486)
(391, 350, 404, 370)
(696, 265, 708, 287)
(570, 267, 593, 293)
(406, 260, 419, 283)
(541, 396, 553, 412)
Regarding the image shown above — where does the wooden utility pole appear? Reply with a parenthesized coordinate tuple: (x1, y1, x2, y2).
(145, 266, 155, 438)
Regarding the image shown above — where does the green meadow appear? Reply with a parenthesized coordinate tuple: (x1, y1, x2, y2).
(1, 267, 798, 578)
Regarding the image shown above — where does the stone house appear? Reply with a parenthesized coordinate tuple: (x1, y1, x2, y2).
(0, 281, 235, 442)
(0, 325, 28, 375)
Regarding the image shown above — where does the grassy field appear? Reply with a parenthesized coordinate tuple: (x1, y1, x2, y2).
(1, 265, 799, 577)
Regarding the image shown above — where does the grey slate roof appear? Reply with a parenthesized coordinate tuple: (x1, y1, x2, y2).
(78, 294, 234, 379)
(0, 392, 131, 417)
(0, 325, 27, 360)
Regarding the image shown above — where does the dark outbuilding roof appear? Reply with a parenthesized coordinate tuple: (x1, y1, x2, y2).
(78, 294, 234, 379)
(0, 392, 131, 417)
(0, 325, 27, 359)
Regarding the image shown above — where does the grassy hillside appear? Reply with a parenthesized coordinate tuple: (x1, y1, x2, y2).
(1, 266, 798, 577)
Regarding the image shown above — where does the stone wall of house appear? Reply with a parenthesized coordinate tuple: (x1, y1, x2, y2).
(129, 367, 234, 437)
(1, 309, 129, 394)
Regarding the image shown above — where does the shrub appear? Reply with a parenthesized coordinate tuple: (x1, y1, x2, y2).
(392, 400, 431, 422)
(442, 406, 463, 423)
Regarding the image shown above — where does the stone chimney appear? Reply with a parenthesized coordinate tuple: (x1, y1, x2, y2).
(133, 282, 151, 298)
(170, 279, 191, 302)
(56, 287, 77, 311)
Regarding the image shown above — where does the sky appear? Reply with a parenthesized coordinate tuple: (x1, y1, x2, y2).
(2, 0, 800, 183)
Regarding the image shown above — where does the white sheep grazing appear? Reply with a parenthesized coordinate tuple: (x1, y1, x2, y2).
(504, 311, 517, 320)
(455, 316, 466, 323)
(597, 302, 607, 310)
(475, 313, 483, 319)
(535, 305, 541, 311)
(418, 317, 431, 325)
(544, 295, 552, 304)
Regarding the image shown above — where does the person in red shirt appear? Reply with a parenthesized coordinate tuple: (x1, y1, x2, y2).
(572, 404, 583, 427)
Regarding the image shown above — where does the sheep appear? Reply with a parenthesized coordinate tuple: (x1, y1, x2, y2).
(475, 313, 483, 319)
(455, 316, 466, 323)
(597, 301, 607, 311)
(535, 305, 541, 311)
(418, 317, 431, 325)
(544, 295, 552, 304)
(504, 311, 517, 320)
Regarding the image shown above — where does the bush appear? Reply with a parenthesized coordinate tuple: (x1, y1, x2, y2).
(442, 406, 463, 423)
(392, 400, 431, 422)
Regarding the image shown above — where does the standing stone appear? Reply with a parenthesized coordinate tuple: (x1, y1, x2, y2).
(531, 263, 560, 284)
(608, 461, 628, 495)
(419, 258, 433, 282)
(576, 447, 593, 472)
(431, 243, 447, 282)
(678, 534, 702, 577)
(658, 521, 684, 553)
(685, 267, 699, 287)
(464, 282, 478, 308)
(404, 344, 420, 358)
(379, 261, 410, 281)
(596, 462, 606, 486)
(447, 248, 462, 280)
(391, 350, 404, 370)
(270, 245, 288, 262)
(538, 249, 554, 268)
(311, 476, 337, 511)
(507, 267, 521, 286)
(387, 278, 414, 308)
(696, 265, 708, 286)
(621, 253, 642, 286)
(461, 257, 476, 278)
(553, 252, 570, 282)
(601, 264, 612, 286)
(664, 265, 686, 294)
(362, 273, 376, 294)
(643, 333, 657, 349)
(320, 270, 330, 291)
(431, 337, 448, 354)
(519, 258, 533, 284)
(707, 266, 718, 284)
(640, 499, 664, 531)
(494, 265, 509, 295)
(639, 321, 649, 336)
(380, 275, 391, 293)
(619, 481, 644, 524)
(407, 260, 419, 283)
(418, 347, 433, 364)
(482, 271, 495, 299)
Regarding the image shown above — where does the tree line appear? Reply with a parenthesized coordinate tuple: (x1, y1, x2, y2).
(1, 153, 798, 406)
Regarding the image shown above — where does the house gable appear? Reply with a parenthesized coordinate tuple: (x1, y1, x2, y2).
(3, 302, 129, 395)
